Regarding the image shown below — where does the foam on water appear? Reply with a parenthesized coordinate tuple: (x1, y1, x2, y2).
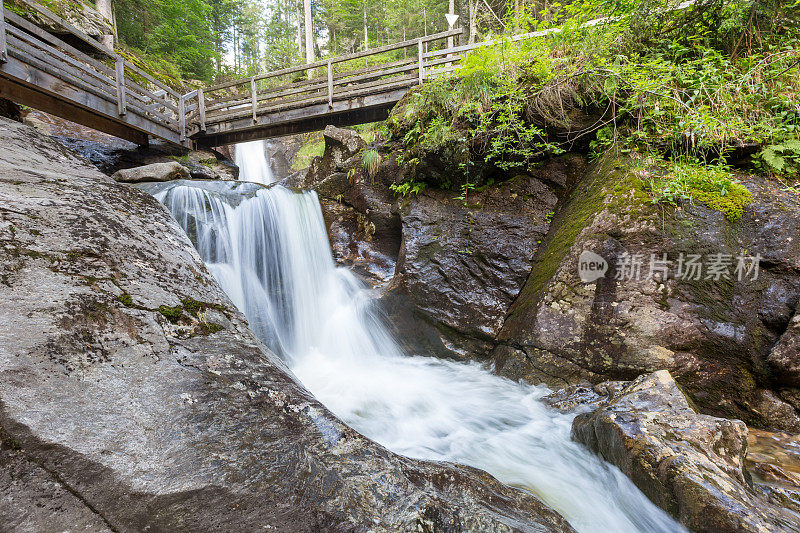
(149, 158, 684, 532)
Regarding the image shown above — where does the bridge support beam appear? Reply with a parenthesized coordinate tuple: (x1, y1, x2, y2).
(194, 104, 394, 148)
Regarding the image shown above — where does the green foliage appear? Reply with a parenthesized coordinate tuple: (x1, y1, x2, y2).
(361, 149, 382, 179)
(389, 180, 426, 197)
(390, 0, 800, 192)
(291, 134, 325, 170)
(644, 160, 753, 220)
(116, 0, 218, 81)
(757, 140, 800, 177)
(158, 304, 183, 323)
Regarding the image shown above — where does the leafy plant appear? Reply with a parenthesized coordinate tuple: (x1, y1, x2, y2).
(644, 161, 753, 221)
(389, 180, 426, 197)
(361, 149, 382, 179)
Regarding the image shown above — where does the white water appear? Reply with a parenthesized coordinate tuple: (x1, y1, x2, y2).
(148, 148, 684, 532)
(234, 140, 274, 185)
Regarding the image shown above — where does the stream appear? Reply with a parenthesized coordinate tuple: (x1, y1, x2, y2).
(142, 145, 684, 532)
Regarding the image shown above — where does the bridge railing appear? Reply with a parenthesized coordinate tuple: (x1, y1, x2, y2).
(186, 28, 463, 136)
(0, 0, 185, 143)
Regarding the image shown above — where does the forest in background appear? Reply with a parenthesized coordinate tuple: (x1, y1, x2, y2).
(113, 0, 520, 84)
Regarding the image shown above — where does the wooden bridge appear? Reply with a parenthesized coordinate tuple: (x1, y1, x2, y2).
(0, 0, 470, 149)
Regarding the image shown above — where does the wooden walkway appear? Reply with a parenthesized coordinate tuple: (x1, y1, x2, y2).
(0, 0, 186, 146)
(0, 0, 476, 149)
(2, 0, 579, 149)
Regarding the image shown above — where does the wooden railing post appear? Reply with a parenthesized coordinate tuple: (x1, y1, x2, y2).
(250, 76, 257, 123)
(197, 88, 206, 131)
(326, 60, 333, 109)
(178, 94, 186, 142)
(0, 0, 8, 63)
(417, 38, 424, 84)
(114, 56, 127, 115)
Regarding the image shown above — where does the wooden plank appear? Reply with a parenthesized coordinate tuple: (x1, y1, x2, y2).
(205, 79, 328, 114)
(204, 28, 462, 92)
(5, 30, 116, 100)
(6, 42, 179, 130)
(115, 56, 126, 115)
(250, 77, 257, 122)
(12, 0, 180, 100)
(205, 75, 415, 126)
(5, 29, 178, 128)
(327, 60, 333, 108)
(197, 87, 408, 143)
(197, 88, 206, 131)
(178, 94, 185, 141)
(0, 0, 8, 63)
(418, 39, 424, 84)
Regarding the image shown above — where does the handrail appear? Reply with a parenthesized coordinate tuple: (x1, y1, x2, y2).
(203, 29, 462, 92)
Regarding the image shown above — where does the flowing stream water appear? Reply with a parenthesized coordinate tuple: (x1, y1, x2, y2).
(144, 146, 685, 532)
(234, 140, 275, 185)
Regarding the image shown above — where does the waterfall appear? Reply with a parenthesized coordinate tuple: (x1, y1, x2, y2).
(144, 161, 685, 533)
(235, 140, 274, 185)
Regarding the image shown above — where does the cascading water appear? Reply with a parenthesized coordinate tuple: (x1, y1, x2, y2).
(145, 152, 685, 532)
(235, 140, 274, 185)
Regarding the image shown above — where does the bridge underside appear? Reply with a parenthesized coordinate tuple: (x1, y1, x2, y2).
(193, 87, 409, 148)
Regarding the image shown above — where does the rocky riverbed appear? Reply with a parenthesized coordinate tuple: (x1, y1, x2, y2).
(0, 116, 575, 531)
(294, 124, 800, 530)
(2, 104, 800, 530)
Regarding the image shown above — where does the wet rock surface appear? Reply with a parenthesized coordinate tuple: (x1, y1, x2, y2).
(496, 153, 800, 431)
(572, 370, 800, 532)
(0, 117, 575, 531)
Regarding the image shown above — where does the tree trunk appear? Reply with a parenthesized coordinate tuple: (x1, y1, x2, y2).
(95, 0, 115, 48)
(469, 0, 477, 44)
(296, 0, 303, 57)
(304, 0, 314, 77)
(363, 4, 368, 50)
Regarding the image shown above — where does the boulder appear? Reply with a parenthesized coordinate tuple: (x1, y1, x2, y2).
(572, 370, 800, 532)
(0, 116, 574, 531)
(497, 152, 800, 430)
(384, 169, 562, 358)
(111, 161, 190, 183)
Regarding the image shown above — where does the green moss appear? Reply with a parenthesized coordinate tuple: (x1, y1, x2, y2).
(158, 305, 183, 324)
(644, 162, 753, 221)
(513, 153, 642, 315)
(292, 134, 325, 171)
(200, 322, 223, 334)
(180, 297, 225, 318)
(117, 294, 134, 307)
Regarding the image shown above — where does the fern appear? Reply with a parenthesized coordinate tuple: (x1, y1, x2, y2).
(758, 140, 800, 177)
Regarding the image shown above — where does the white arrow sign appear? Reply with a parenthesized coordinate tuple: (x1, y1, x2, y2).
(445, 13, 459, 28)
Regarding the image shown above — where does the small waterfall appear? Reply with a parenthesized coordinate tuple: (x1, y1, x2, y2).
(234, 140, 274, 185)
(143, 146, 685, 533)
